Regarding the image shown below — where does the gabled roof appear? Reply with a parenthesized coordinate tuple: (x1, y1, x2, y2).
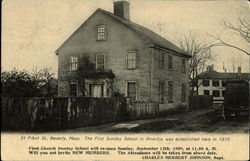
(55, 9, 191, 58)
(197, 70, 250, 80)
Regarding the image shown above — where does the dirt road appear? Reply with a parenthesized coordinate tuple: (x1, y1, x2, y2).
(65, 109, 249, 133)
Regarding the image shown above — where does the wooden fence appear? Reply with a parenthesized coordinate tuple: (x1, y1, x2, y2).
(189, 95, 213, 110)
(1, 97, 159, 131)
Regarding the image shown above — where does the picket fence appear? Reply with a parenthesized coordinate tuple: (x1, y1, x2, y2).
(1, 97, 159, 131)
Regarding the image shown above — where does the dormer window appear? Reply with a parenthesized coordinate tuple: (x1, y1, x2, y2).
(96, 25, 106, 41)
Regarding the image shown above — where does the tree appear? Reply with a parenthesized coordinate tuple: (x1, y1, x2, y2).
(30, 67, 55, 89)
(226, 56, 243, 73)
(64, 55, 114, 96)
(176, 33, 215, 96)
(75, 55, 95, 96)
(1, 68, 55, 97)
(210, 7, 250, 56)
(1, 69, 38, 97)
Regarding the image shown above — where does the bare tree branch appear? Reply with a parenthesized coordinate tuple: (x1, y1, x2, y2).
(210, 8, 250, 56)
(176, 32, 215, 96)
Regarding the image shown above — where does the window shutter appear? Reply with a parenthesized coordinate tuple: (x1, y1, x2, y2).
(104, 54, 106, 69)
(135, 50, 138, 68)
(125, 52, 128, 69)
(95, 54, 97, 69)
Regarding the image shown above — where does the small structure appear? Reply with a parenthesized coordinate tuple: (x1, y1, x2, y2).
(197, 66, 250, 104)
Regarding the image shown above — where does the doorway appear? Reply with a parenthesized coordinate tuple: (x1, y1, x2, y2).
(89, 84, 103, 97)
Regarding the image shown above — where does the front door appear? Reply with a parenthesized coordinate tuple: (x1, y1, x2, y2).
(90, 84, 103, 97)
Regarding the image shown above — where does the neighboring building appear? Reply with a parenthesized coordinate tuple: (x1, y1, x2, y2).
(39, 78, 58, 97)
(55, 1, 191, 110)
(197, 66, 250, 104)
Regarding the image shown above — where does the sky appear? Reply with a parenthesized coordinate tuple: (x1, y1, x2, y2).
(2, 0, 250, 75)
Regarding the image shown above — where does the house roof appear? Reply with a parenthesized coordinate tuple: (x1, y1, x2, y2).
(197, 70, 250, 80)
(55, 8, 191, 58)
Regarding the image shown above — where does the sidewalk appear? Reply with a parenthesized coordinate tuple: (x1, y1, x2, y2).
(66, 108, 216, 133)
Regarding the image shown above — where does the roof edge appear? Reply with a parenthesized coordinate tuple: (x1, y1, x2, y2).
(55, 8, 102, 55)
(151, 44, 192, 58)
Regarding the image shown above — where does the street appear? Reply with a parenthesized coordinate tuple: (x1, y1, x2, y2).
(65, 109, 249, 133)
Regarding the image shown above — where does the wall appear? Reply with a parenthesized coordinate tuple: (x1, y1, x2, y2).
(56, 10, 190, 110)
(198, 79, 225, 104)
(57, 11, 152, 100)
(151, 49, 189, 111)
(189, 95, 213, 110)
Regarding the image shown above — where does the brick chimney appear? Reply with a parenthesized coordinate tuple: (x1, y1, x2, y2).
(238, 67, 241, 73)
(113, 1, 130, 20)
(207, 65, 214, 71)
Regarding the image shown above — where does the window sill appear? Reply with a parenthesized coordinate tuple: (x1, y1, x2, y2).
(96, 39, 107, 41)
(125, 68, 137, 70)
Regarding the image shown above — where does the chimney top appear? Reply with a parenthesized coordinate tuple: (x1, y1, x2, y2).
(113, 1, 130, 20)
(238, 67, 241, 73)
(207, 65, 214, 71)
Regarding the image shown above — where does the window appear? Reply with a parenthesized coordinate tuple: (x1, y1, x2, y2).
(96, 54, 105, 69)
(70, 83, 77, 96)
(127, 82, 136, 99)
(212, 90, 220, 97)
(181, 84, 186, 102)
(159, 81, 165, 103)
(222, 80, 226, 87)
(202, 80, 210, 86)
(222, 90, 225, 97)
(168, 82, 174, 103)
(89, 84, 103, 97)
(125, 50, 137, 69)
(96, 25, 106, 40)
(212, 80, 219, 87)
(168, 55, 173, 70)
(181, 59, 186, 73)
(204, 90, 210, 95)
(159, 53, 165, 69)
(70, 56, 78, 71)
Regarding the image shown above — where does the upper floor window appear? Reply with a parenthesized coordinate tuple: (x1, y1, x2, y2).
(96, 54, 105, 69)
(212, 80, 220, 87)
(70, 56, 78, 71)
(159, 81, 165, 103)
(96, 25, 106, 41)
(125, 50, 137, 69)
(222, 80, 226, 87)
(159, 53, 165, 69)
(168, 81, 174, 103)
(202, 80, 210, 86)
(181, 59, 186, 73)
(168, 55, 173, 70)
